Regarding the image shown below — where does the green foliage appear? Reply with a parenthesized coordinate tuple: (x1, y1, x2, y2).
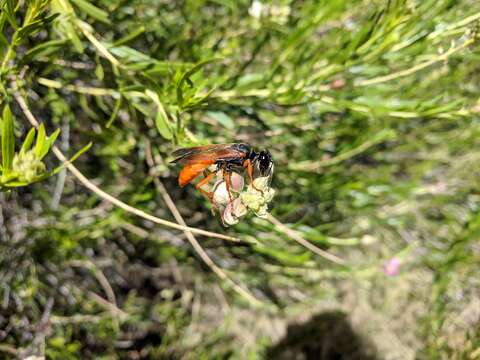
(1, 104, 14, 172)
(0, 103, 91, 189)
(1, 0, 480, 358)
(0, 105, 54, 188)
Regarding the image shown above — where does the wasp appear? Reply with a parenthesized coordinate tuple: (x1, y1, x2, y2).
(171, 143, 273, 201)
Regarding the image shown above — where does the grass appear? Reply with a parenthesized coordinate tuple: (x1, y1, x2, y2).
(1, 0, 480, 358)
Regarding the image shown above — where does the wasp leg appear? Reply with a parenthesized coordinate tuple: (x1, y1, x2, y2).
(244, 159, 264, 194)
(195, 171, 216, 201)
(222, 168, 234, 203)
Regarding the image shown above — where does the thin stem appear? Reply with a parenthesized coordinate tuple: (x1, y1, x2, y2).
(67, 259, 121, 323)
(355, 37, 475, 87)
(267, 214, 346, 265)
(37, 77, 119, 97)
(78, 22, 120, 67)
(428, 11, 480, 40)
(289, 130, 393, 172)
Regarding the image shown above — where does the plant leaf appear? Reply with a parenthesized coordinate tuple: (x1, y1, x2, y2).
(2, 0, 18, 30)
(34, 123, 46, 158)
(1, 104, 15, 172)
(21, 39, 67, 64)
(17, 13, 59, 40)
(50, 142, 93, 175)
(145, 89, 173, 140)
(39, 128, 61, 159)
(206, 111, 234, 129)
(176, 58, 222, 106)
(155, 105, 173, 140)
(20, 127, 36, 155)
(106, 96, 123, 128)
(70, 0, 110, 24)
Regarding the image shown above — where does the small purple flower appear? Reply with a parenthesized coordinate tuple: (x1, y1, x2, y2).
(383, 257, 401, 276)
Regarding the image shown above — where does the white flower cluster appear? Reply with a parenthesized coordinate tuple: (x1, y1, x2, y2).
(12, 150, 46, 182)
(211, 172, 275, 226)
(248, 0, 291, 25)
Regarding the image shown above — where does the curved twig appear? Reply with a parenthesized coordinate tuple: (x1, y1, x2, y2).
(355, 37, 475, 87)
(267, 214, 345, 265)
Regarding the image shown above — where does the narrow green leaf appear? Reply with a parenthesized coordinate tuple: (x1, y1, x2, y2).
(255, 244, 311, 265)
(1, 104, 15, 172)
(179, 58, 223, 86)
(95, 59, 104, 80)
(70, 0, 110, 24)
(0, 31, 8, 49)
(21, 39, 67, 64)
(183, 86, 217, 111)
(106, 96, 123, 128)
(113, 26, 145, 47)
(206, 111, 234, 129)
(145, 89, 173, 140)
(50, 0, 84, 55)
(17, 13, 60, 40)
(3, 0, 18, 30)
(20, 127, 36, 155)
(39, 128, 61, 159)
(176, 58, 222, 106)
(50, 142, 93, 175)
(66, 141, 93, 163)
(34, 123, 46, 158)
(131, 102, 150, 116)
(155, 105, 173, 140)
(2, 180, 29, 188)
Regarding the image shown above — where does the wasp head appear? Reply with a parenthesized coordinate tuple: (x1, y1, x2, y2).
(256, 150, 273, 177)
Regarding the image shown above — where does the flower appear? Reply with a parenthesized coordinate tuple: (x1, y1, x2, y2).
(12, 150, 46, 183)
(212, 181, 231, 206)
(383, 257, 401, 277)
(212, 172, 245, 206)
(249, 0, 263, 18)
(240, 176, 275, 218)
(222, 198, 248, 226)
(212, 173, 275, 226)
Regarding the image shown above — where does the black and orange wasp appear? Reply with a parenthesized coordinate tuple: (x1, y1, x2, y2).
(171, 143, 273, 201)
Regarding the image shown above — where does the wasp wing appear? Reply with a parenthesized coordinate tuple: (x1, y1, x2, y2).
(178, 161, 213, 187)
(171, 143, 241, 164)
(172, 144, 249, 187)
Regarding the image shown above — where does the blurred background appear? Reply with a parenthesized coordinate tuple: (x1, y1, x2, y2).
(1, 0, 480, 358)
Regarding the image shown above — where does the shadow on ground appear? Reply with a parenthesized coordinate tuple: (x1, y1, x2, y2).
(266, 311, 377, 360)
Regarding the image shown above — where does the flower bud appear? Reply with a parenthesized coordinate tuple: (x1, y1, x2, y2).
(240, 176, 275, 217)
(211, 173, 274, 226)
(222, 198, 247, 226)
(230, 172, 244, 192)
(383, 257, 401, 277)
(213, 181, 230, 206)
(12, 151, 46, 183)
(212, 172, 244, 207)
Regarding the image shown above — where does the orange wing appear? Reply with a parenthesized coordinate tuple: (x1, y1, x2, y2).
(178, 160, 214, 187)
(172, 144, 250, 187)
(171, 144, 239, 164)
